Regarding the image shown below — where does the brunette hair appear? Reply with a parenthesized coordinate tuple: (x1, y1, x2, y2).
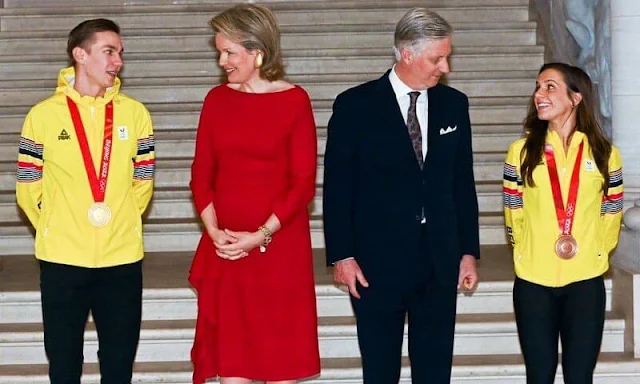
(520, 62, 612, 193)
(210, 4, 285, 81)
(67, 18, 120, 66)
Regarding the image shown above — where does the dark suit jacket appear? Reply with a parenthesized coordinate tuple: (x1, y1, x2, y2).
(323, 71, 480, 288)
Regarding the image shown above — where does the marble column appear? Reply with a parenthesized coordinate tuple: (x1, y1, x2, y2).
(611, 0, 640, 273)
(610, 0, 640, 357)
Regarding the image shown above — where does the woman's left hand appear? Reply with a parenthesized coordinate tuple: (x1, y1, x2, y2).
(215, 229, 265, 260)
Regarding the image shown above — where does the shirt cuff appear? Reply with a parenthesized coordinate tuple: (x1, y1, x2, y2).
(333, 257, 355, 265)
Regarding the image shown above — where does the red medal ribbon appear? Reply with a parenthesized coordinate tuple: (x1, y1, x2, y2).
(66, 97, 114, 203)
(544, 141, 584, 236)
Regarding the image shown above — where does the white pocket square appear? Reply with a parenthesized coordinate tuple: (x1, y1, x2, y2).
(439, 125, 457, 135)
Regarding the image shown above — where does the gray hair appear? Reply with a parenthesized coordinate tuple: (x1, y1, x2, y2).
(393, 8, 452, 61)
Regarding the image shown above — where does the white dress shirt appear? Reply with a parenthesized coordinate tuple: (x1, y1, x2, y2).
(388, 65, 428, 159)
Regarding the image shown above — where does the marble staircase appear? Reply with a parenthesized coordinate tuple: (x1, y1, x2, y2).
(1, 248, 638, 383)
(1, 0, 639, 382)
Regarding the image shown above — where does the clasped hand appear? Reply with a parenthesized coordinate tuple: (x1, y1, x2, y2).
(208, 228, 264, 261)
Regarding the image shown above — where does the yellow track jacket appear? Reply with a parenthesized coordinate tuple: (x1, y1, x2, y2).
(503, 130, 623, 287)
(16, 67, 155, 268)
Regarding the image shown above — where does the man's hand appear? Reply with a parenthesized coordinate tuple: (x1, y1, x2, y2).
(458, 254, 478, 292)
(333, 259, 369, 299)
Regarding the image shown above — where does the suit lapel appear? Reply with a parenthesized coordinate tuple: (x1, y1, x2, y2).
(374, 71, 423, 172)
(375, 72, 406, 133)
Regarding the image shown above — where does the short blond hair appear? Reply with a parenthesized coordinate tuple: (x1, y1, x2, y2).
(210, 4, 285, 81)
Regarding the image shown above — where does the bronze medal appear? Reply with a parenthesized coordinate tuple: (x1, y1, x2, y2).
(554, 234, 578, 260)
(544, 142, 584, 261)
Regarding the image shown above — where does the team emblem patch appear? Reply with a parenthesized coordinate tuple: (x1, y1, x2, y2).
(117, 126, 129, 140)
(58, 129, 70, 140)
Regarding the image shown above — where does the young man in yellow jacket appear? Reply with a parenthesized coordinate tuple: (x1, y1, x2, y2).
(16, 19, 155, 384)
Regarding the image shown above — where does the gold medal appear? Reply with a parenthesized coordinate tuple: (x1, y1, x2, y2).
(88, 202, 112, 227)
(555, 235, 578, 260)
(67, 98, 114, 229)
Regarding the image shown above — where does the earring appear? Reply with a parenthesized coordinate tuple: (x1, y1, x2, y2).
(254, 52, 263, 69)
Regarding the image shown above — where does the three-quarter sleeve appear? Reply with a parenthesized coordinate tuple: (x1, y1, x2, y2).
(190, 92, 218, 215)
(271, 91, 318, 225)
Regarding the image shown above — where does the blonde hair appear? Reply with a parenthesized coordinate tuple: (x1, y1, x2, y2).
(210, 4, 285, 81)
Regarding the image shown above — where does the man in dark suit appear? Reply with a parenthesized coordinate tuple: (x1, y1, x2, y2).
(323, 8, 480, 383)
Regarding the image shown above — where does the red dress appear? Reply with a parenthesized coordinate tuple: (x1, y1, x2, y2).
(188, 84, 320, 383)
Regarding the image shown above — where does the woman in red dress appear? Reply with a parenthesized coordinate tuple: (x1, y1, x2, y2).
(188, 4, 321, 384)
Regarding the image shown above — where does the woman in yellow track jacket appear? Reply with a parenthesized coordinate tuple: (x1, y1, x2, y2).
(503, 63, 623, 383)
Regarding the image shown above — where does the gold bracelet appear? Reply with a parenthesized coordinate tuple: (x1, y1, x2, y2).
(258, 225, 273, 253)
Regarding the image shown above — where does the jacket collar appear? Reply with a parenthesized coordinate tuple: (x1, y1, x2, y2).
(546, 129, 586, 151)
(56, 66, 120, 106)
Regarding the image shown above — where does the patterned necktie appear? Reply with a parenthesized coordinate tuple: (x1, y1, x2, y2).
(407, 91, 423, 169)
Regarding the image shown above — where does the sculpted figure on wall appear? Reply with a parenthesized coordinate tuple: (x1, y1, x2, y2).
(534, 0, 612, 137)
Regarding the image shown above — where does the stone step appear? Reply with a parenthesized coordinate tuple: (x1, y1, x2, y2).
(0, 47, 544, 80)
(0, 151, 508, 191)
(0, 181, 505, 223)
(0, 123, 524, 161)
(1, 353, 637, 384)
(0, 98, 531, 137)
(2, 0, 530, 9)
(0, 72, 537, 107)
(0, 121, 522, 159)
(0, 95, 531, 118)
(0, 20, 537, 38)
(0, 312, 626, 365)
(0, 45, 543, 61)
(0, 248, 616, 323)
(0, 250, 620, 362)
(0, 6, 530, 32)
(0, 253, 631, 380)
(472, 124, 524, 151)
(0, 23, 537, 55)
(0, 213, 508, 256)
(0, 246, 532, 323)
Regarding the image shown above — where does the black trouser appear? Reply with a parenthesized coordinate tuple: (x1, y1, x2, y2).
(350, 227, 459, 384)
(39, 260, 143, 384)
(513, 276, 606, 384)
